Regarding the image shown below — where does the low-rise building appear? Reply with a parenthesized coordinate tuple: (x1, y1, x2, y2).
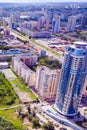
(0, 62, 8, 69)
(20, 27, 51, 38)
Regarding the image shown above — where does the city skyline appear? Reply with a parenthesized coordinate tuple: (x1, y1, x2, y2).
(0, 2, 87, 130)
(0, 0, 87, 3)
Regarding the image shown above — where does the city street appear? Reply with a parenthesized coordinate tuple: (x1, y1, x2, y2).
(42, 105, 84, 130)
(8, 27, 64, 62)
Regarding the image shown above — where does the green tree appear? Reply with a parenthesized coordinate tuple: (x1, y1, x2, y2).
(42, 122, 54, 130)
(27, 103, 31, 114)
(32, 118, 40, 128)
(28, 115, 32, 121)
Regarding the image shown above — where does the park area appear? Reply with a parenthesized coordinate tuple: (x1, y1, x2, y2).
(10, 77, 38, 103)
(2, 69, 38, 103)
(0, 72, 19, 107)
(0, 71, 23, 129)
(0, 69, 38, 129)
(0, 109, 23, 130)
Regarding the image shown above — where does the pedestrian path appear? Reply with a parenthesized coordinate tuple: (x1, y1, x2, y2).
(2, 69, 17, 80)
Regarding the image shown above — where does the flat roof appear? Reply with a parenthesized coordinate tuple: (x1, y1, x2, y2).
(0, 62, 8, 65)
(20, 16, 29, 19)
(74, 41, 87, 46)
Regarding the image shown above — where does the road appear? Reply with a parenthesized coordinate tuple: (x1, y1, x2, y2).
(8, 27, 64, 63)
(42, 106, 84, 130)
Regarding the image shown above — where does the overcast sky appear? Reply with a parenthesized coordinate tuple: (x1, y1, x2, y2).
(0, 0, 86, 3)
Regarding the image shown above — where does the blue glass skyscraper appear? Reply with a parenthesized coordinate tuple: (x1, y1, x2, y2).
(55, 42, 87, 116)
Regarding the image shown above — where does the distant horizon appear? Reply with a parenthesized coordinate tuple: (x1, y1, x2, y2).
(0, 0, 87, 3)
(0, 2, 87, 3)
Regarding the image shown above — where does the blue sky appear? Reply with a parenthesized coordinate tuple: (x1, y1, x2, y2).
(0, 0, 86, 3)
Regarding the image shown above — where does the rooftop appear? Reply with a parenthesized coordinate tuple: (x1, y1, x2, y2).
(20, 15, 29, 19)
(38, 66, 61, 74)
(74, 41, 87, 46)
(0, 62, 8, 65)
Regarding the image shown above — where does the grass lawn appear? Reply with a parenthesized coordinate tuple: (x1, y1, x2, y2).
(0, 108, 23, 130)
(0, 116, 18, 130)
(10, 77, 38, 101)
(0, 73, 20, 107)
(80, 32, 87, 35)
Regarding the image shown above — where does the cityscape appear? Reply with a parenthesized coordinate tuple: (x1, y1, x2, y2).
(0, 0, 87, 130)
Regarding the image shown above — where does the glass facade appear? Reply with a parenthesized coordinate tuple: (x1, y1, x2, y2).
(55, 42, 87, 116)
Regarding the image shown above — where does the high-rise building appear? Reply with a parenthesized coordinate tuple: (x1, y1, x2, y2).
(82, 14, 87, 28)
(83, 76, 87, 95)
(9, 15, 16, 25)
(36, 66, 61, 100)
(45, 18, 50, 31)
(52, 16, 60, 33)
(47, 12, 53, 23)
(55, 41, 87, 116)
(37, 18, 42, 31)
(12, 55, 36, 87)
(67, 16, 77, 32)
(0, 7, 3, 16)
(9, 14, 19, 29)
